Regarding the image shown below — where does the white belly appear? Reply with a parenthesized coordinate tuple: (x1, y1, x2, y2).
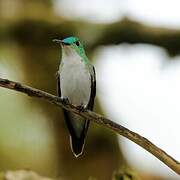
(60, 61, 91, 107)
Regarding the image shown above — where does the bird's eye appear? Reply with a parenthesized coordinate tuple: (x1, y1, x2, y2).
(75, 41, 80, 46)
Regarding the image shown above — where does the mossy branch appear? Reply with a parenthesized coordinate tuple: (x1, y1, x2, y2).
(0, 77, 179, 175)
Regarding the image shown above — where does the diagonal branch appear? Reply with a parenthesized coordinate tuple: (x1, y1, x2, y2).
(0, 77, 179, 175)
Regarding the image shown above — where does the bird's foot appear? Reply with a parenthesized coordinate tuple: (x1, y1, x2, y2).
(62, 97, 70, 105)
(76, 105, 85, 112)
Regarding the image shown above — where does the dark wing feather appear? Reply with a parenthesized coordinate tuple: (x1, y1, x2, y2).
(56, 73, 61, 97)
(87, 65, 96, 110)
(83, 65, 96, 139)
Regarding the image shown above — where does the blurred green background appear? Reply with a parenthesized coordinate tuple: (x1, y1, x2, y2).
(0, 1, 123, 180)
(0, 0, 180, 180)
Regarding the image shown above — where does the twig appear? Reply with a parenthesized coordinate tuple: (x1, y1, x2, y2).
(0, 77, 179, 175)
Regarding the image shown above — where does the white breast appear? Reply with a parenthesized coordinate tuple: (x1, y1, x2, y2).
(59, 47, 91, 107)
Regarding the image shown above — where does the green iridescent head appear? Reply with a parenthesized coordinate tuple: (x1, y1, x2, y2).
(62, 36, 80, 45)
(54, 36, 88, 62)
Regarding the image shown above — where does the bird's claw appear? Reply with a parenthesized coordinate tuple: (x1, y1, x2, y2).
(62, 97, 70, 105)
(76, 105, 85, 112)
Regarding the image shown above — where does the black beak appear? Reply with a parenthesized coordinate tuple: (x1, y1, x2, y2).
(53, 39, 70, 45)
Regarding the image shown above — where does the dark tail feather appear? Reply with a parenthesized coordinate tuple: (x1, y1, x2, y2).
(70, 136, 85, 157)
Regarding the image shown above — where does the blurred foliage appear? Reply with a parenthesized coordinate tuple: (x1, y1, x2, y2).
(112, 167, 140, 180)
(0, 170, 54, 180)
(0, 0, 126, 180)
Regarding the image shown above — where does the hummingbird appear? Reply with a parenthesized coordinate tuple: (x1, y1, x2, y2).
(54, 36, 96, 157)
